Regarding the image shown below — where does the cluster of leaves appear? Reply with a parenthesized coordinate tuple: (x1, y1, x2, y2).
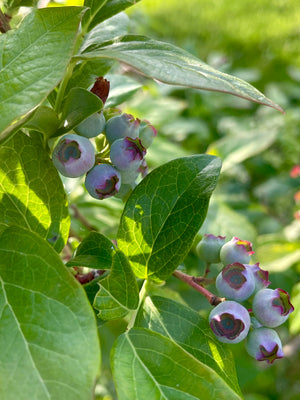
(0, 1, 294, 400)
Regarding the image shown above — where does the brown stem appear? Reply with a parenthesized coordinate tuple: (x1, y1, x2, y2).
(193, 276, 215, 286)
(0, 11, 11, 33)
(70, 204, 98, 232)
(173, 270, 225, 306)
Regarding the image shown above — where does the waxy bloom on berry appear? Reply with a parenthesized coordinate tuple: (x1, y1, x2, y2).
(246, 327, 284, 364)
(216, 263, 255, 301)
(209, 301, 251, 344)
(105, 113, 140, 144)
(220, 236, 254, 265)
(246, 263, 270, 292)
(85, 164, 121, 200)
(110, 137, 146, 171)
(252, 288, 294, 328)
(52, 133, 95, 178)
(139, 119, 157, 148)
(75, 112, 106, 138)
(196, 234, 226, 263)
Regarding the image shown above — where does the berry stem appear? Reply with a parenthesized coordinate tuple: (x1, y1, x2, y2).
(173, 270, 225, 306)
(204, 262, 211, 277)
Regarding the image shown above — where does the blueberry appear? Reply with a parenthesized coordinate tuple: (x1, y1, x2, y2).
(244, 263, 270, 292)
(52, 133, 95, 178)
(74, 112, 106, 138)
(209, 300, 251, 344)
(216, 262, 256, 301)
(246, 327, 284, 364)
(196, 234, 226, 264)
(85, 164, 121, 200)
(139, 119, 157, 148)
(220, 236, 254, 265)
(252, 288, 294, 328)
(105, 113, 140, 144)
(110, 137, 146, 171)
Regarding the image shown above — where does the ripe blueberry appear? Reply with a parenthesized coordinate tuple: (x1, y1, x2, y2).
(52, 133, 95, 178)
(85, 164, 121, 200)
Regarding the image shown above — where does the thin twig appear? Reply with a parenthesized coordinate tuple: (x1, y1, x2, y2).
(173, 270, 225, 306)
(70, 204, 98, 232)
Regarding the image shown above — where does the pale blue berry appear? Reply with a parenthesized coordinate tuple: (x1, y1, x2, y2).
(245, 263, 270, 292)
(105, 113, 140, 144)
(216, 262, 255, 301)
(52, 133, 95, 178)
(139, 120, 157, 148)
(246, 327, 284, 364)
(85, 164, 121, 200)
(220, 236, 254, 265)
(209, 300, 251, 344)
(110, 137, 146, 171)
(74, 112, 106, 138)
(252, 288, 294, 328)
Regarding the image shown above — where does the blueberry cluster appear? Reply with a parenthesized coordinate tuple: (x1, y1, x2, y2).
(196, 234, 294, 364)
(52, 112, 156, 200)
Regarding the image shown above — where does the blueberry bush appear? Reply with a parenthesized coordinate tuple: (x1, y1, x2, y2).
(0, 1, 296, 399)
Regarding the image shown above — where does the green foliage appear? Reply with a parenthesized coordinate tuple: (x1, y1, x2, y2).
(118, 155, 221, 281)
(0, 6, 85, 142)
(0, 132, 70, 252)
(0, 1, 298, 399)
(0, 226, 100, 400)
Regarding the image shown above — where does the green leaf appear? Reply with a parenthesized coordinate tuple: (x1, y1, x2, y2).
(66, 231, 114, 269)
(57, 87, 103, 135)
(93, 249, 139, 320)
(24, 106, 60, 138)
(105, 73, 143, 107)
(0, 132, 70, 252)
(77, 35, 284, 112)
(112, 327, 242, 400)
(81, 12, 130, 51)
(135, 296, 242, 396)
(0, 7, 84, 143)
(117, 155, 221, 281)
(0, 226, 100, 400)
(84, 0, 141, 31)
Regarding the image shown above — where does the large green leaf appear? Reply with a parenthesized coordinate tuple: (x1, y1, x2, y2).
(77, 35, 284, 112)
(0, 226, 100, 400)
(111, 327, 242, 400)
(0, 132, 70, 252)
(117, 155, 221, 281)
(0, 6, 84, 142)
(93, 249, 139, 320)
(135, 296, 241, 396)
